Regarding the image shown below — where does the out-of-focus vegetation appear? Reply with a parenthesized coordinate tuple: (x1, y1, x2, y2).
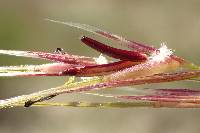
(0, 0, 200, 133)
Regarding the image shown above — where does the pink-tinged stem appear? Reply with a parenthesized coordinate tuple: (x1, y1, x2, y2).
(153, 102, 200, 108)
(81, 36, 147, 61)
(107, 70, 200, 87)
(27, 51, 97, 65)
(0, 50, 96, 66)
(0, 63, 80, 77)
(96, 31, 156, 53)
(56, 70, 200, 96)
(155, 89, 200, 96)
(0, 61, 140, 77)
(62, 61, 141, 76)
(118, 95, 200, 103)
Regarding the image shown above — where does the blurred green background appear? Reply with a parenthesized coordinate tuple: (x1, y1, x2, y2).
(0, 0, 200, 133)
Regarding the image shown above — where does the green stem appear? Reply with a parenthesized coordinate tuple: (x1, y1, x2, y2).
(184, 62, 200, 70)
(0, 77, 103, 109)
(11, 101, 200, 108)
